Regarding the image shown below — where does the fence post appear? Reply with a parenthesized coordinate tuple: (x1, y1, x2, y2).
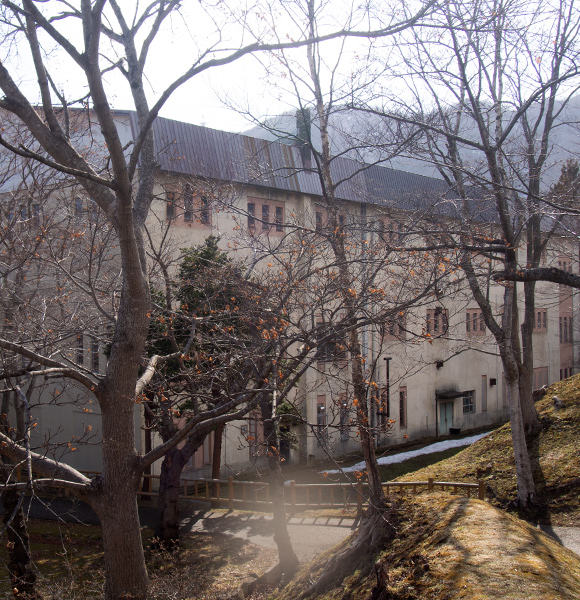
(478, 479, 485, 501)
(356, 482, 363, 516)
(228, 476, 234, 511)
(428, 477, 433, 492)
(290, 481, 296, 515)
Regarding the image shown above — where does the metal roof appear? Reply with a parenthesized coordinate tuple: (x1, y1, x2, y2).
(129, 113, 485, 216)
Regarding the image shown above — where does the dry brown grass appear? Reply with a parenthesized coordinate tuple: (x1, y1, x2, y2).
(272, 494, 580, 600)
(396, 375, 580, 525)
(0, 521, 275, 599)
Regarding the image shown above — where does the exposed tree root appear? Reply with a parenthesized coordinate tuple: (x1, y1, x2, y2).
(301, 504, 398, 598)
(229, 557, 299, 600)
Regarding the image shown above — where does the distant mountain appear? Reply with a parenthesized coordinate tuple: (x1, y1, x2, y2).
(243, 96, 580, 188)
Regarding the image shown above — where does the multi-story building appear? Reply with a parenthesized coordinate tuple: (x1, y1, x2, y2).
(1, 111, 576, 478)
(141, 114, 577, 474)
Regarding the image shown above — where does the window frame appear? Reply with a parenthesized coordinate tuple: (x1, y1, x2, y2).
(426, 307, 449, 338)
(463, 390, 475, 414)
(399, 387, 407, 428)
(166, 190, 177, 220)
(532, 308, 547, 333)
(466, 308, 485, 336)
(247, 198, 284, 235)
(316, 395, 328, 445)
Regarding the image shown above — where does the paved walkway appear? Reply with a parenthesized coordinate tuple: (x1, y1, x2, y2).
(181, 510, 357, 562)
(539, 525, 580, 557)
(8, 497, 580, 563)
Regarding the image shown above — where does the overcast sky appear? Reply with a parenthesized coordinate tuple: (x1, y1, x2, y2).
(2, 1, 333, 134)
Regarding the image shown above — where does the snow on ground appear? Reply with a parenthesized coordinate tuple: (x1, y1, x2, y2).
(324, 432, 489, 474)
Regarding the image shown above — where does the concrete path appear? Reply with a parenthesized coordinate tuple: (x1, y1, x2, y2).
(8, 497, 580, 563)
(181, 510, 357, 562)
(540, 525, 580, 557)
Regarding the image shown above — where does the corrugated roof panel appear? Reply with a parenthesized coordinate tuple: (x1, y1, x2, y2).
(129, 114, 477, 215)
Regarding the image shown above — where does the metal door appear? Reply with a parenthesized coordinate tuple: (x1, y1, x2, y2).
(438, 402, 454, 436)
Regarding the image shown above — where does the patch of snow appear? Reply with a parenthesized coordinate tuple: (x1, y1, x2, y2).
(324, 432, 489, 474)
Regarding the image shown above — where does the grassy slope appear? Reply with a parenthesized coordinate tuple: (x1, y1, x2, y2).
(273, 494, 580, 600)
(397, 375, 580, 525)
(271, 377, 580, 600)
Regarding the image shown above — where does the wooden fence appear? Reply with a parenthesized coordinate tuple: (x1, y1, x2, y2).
(82, 472, 486, 512)
(13, 468, 487, 511)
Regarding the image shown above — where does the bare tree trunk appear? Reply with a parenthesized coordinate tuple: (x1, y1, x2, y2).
(520, 280, 541, 433)
(260, 396, 299, 580)
(349, 329, 384, 511)
(211, 424, 224, 504)
(154, 445, 188, 548)
(505, 377, 536, 506)
(3, 486, 43, 600)
(501, 286, 536, 508)
(96, 488, 147, 600)
(154, 430, 206, 547)
(94, 388, 149, 600)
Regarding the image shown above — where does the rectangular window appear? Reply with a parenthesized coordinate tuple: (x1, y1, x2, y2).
(248, 410, 262, 456)
(91, 337, 100, 373)
(466, 309, 485, 335)
(463, 390, 475, 414)
(315, 212, 323, 232)
(200, 196, 211, 225)
(166, 191, 176, 220)
(384, 312, 406, 340)
(2, 308, 13, 333)
(89, 199, 99, 223)
(379, 386, 390, 429)
(184, 186, 194, 222)
(339, 396, 349, 441)
(247, 202, 256, 233)
(32, 204, 41, 226)
(376, 219, 385, 242)
(316, 317, 347, 362)
(75, 198, 83, 221)
(398, 222, 405, 243)
(426, 308, 448, 338)
(262, 204, 270, 230)
(559, 259, 572, 273)
(533, 366, 548, 390)
(399, 387, 407, 428)
(247, 199, 283, 234)
(533, 309, 547, 332)
(481, 376, 487, 412)
(361, 203, 367, 242)
(275, 206, 283, 231)
(76, 334, 84, 366)
(316, 396, 328, 445)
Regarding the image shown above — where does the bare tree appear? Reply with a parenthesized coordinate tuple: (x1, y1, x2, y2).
(0, 2, 427, 597)
(362, 0, 580, 506)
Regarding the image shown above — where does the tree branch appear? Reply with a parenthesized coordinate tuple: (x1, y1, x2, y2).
(0, 339, 96, 390)
(494, 266, 580, 288)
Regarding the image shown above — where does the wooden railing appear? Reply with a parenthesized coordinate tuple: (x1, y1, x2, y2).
(76, 472, 487, 512)
(14, 468, 487, 511)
